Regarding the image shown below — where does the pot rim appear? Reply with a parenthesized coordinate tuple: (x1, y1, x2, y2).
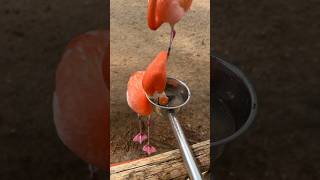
(212, 55, 258, 147)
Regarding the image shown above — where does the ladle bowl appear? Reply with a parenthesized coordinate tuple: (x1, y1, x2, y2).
(147, 77, 191, 115)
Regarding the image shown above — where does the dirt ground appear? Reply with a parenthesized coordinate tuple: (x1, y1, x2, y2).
(0, 0, 106, 179)
(213, 0, 320, 179)
(110, 0, 210, 163)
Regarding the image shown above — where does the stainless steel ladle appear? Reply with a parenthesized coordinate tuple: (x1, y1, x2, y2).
(146, 77, 203, 180)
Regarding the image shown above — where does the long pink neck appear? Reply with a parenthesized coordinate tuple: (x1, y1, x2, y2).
(148, 0, 162, 30)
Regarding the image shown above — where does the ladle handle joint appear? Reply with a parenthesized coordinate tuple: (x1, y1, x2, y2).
(168, 112, 203, 180)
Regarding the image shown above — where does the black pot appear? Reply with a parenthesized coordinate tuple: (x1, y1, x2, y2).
(210, 56, 258, 159)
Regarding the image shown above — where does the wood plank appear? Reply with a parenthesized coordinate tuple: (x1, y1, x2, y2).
(110, 140, 210, 179)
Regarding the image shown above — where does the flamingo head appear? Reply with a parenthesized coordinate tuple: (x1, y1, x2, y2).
(142, 51, 169, 105)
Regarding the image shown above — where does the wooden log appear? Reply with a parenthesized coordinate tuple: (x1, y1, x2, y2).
(110, 140, 210, 180)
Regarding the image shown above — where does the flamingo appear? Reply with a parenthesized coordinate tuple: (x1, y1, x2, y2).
(127, 51, 168, 155)
(147, 0, 192, 55)
(53, 30, 109, 178)
(127, 71, 154, 154)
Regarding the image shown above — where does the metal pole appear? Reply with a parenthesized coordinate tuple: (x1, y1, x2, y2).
(168, 112, 203, 180)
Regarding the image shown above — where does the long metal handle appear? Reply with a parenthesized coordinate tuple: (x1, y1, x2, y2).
(168, 112, 203, 180)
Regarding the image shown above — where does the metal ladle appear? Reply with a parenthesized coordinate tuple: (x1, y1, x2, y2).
(146, 77, 203, 180)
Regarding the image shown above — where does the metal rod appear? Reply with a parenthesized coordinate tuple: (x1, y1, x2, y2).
(168, 112, 203, 180)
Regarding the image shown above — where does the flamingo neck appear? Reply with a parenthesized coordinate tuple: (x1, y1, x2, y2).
(148, 0, 162, 30)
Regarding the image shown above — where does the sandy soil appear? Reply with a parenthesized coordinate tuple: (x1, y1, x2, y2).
(110, 0, 210, 163)
(213, 0, 320, 179)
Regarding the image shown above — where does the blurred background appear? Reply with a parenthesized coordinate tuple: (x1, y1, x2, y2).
(0, 0, 106, 179)
(213, 0, 320, 179)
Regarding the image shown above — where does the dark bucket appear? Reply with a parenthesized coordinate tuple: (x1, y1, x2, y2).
(210, 55, 258, 159)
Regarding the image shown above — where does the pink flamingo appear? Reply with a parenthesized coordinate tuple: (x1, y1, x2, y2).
(148, 0, 192, 55)
(127, 51, 168, 155)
